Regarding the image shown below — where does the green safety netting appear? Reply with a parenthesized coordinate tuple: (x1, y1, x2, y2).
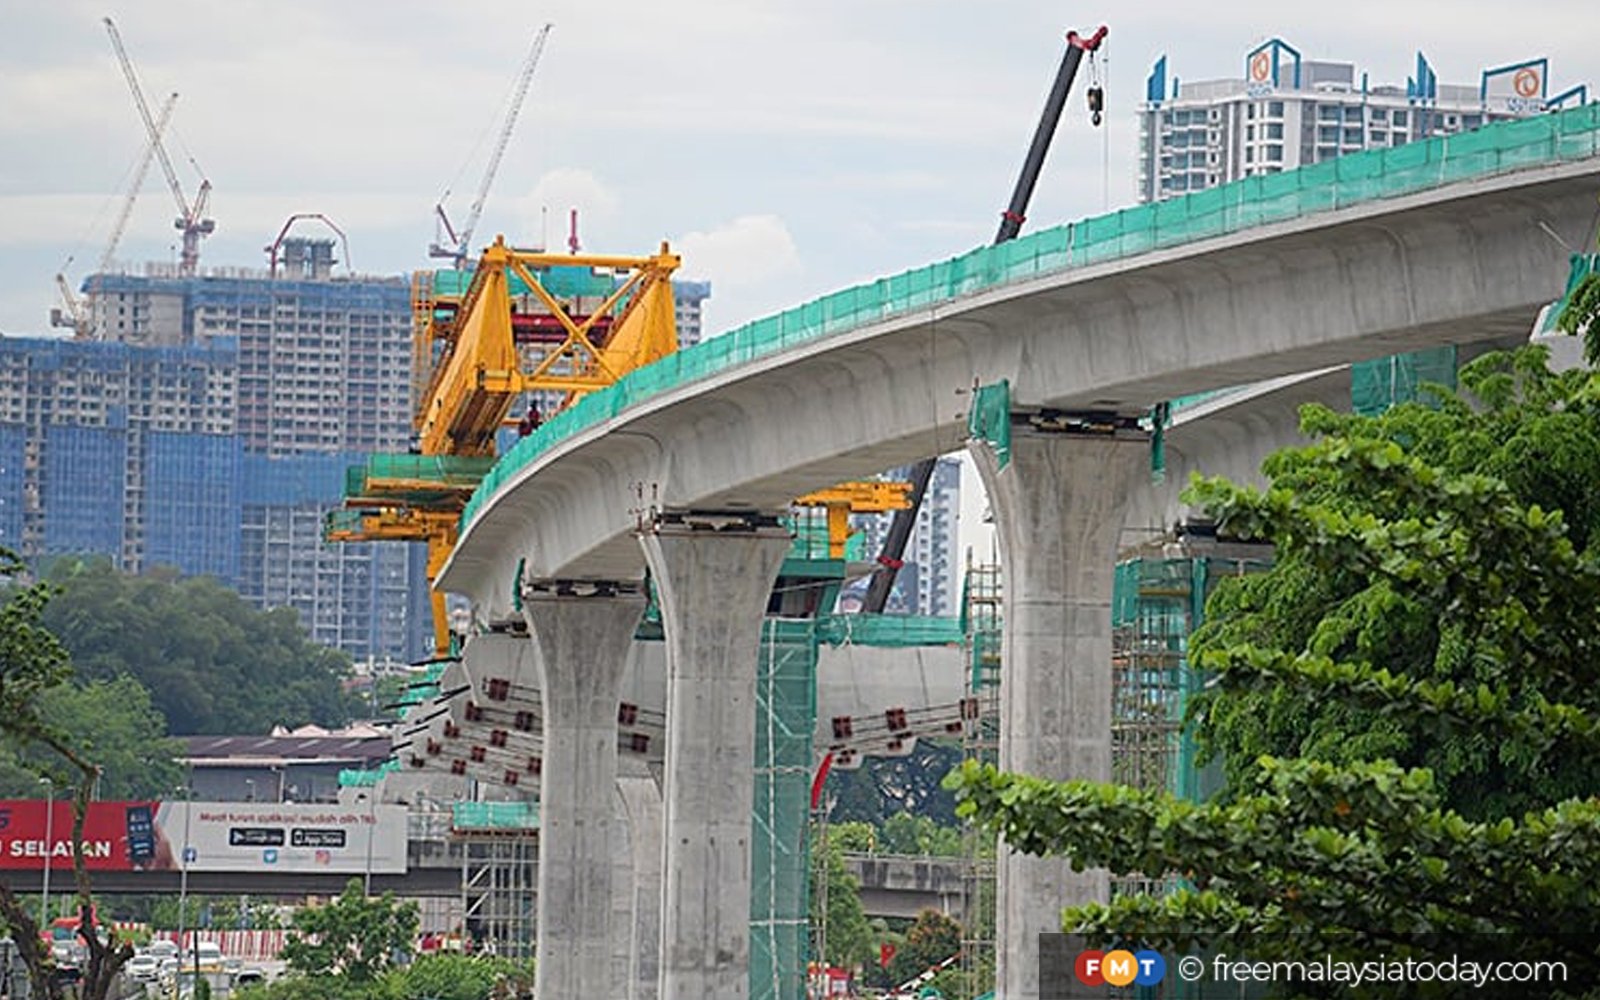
(452, 801, 539, 831)
(393, 663, 449, 709)
(816, 613, 965, 647)
(339, 760, 399, 787)
(786, 513, 868, 562)
(1351, 346, 1459, 416)
(346, 454, 497, 505)
(1541, 252, 1600, 333)
(460, 104, 1600, 535)
(966, 380, 1011, 470)
(429, 264, 619, 300)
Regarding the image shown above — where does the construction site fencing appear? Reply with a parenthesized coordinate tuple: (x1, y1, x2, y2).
(460, 104, 1600, 533)
(452, 801, 539, 832)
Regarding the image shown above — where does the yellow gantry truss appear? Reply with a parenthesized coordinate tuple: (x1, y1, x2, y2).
(414, 237, 681, 457)
(794, 481, 913, 558)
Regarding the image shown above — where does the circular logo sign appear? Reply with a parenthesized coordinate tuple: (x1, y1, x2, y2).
(1250, 51, 1272, 83)
(1513, 67, 1541, 98)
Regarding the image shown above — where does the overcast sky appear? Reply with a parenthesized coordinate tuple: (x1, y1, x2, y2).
(0, 0, 1594, 340)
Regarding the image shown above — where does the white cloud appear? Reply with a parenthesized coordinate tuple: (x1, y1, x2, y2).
(510, 168, 623, 251)
(674, 215, 801, 287)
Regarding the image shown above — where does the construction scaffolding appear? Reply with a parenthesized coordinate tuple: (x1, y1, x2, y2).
(1110, 536, 1273, 899)
(957, 557, 1002, 999)
(751, 619, 818, 1000)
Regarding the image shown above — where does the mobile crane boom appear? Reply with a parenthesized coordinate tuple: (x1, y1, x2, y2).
(863, 25, 1107, 613)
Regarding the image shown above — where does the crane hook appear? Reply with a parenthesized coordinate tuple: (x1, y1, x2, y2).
(1087, 85, 1105, 127)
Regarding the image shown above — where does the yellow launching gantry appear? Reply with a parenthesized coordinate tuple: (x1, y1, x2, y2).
(328, 238, 682, 656)
(415, 237, 682, 456)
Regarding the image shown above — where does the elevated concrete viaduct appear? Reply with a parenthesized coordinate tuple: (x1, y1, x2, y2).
(435, 156, 1600, 998)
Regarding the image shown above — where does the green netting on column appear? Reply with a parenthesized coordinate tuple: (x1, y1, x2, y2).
(966, 380, 1011, 469)
(750, 619, 817, 1000)
(1551, 252, 1600, 334)
(1351, 346, 1458, 416)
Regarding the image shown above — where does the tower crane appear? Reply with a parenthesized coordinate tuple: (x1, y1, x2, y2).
(100, 91, 177, 276)
(103, 17, 214, 277)
(50, 92, 177, 340)
(430, 23, 553, 267)
(50, 262, 91, 340)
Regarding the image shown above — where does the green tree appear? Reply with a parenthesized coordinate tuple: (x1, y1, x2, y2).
(947, 348, 1600, 979)
(385, 953, 535, 1000)
(878, 813, 962, 857)
(0, 676, 180, 799)
(0, 550, 133, 1000)
(279, 879, 418, 983)
(885, 909, 962, 985)
(810, 822, 874, 970)
(37, 559, 363, 734)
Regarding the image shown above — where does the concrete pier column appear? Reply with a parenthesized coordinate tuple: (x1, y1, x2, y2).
(968, 426, 1147, 1000)
(619, 768, 664, 1000)
(640, 510, 791, 1000)
(522, 581, 646, 1000)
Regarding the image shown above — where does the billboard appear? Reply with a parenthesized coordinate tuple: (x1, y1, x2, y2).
(0, 800, 407, 875)
(1482, 57, 1548, 113)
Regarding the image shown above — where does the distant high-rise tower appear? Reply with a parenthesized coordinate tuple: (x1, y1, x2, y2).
(673, 280, 712, 347)
(1137, 41, 1587, 203)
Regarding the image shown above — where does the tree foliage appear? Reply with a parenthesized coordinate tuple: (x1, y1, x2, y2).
(237, 953, 535, 1000)
(0, 676, 181, 799)
(0, 550, 132, 1000)
(878, 812, 963, 857)
(947, 347, 1600, 979)
(279, 879, 418, 983)
(810, 822, 874, 970)
(884, 909, 962, 986)
(34, 558, 362, 734)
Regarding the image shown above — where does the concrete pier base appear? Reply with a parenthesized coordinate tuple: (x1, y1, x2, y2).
(522, 583, 646, 1000)
(640, 512, 791, 1000)
(619, 768, 664, 1000)
(969, 429, 1147, 1000)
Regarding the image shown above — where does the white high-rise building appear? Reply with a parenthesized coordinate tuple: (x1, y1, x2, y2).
(1138, 40, 1588, 203)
